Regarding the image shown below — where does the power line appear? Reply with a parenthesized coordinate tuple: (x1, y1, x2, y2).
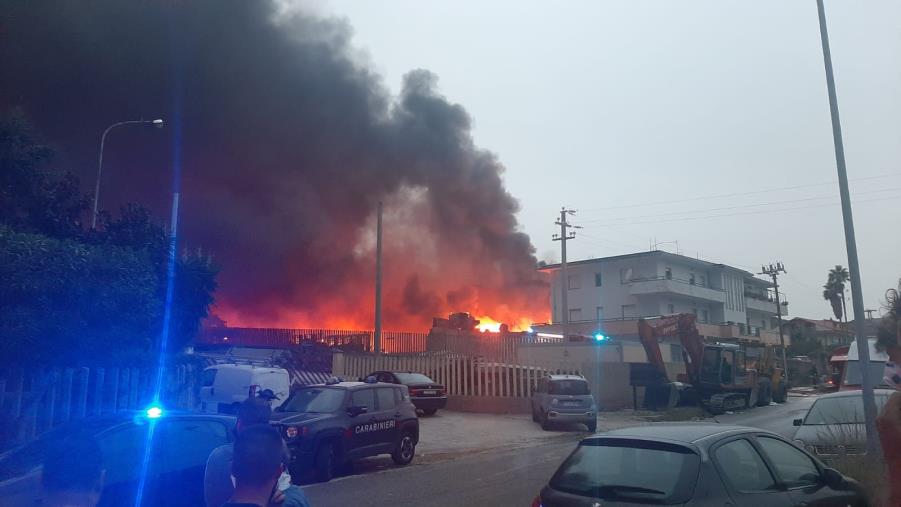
(578, 172, 901, 213)
(580, 186, 901, 225)
(580, 194, 899, 228)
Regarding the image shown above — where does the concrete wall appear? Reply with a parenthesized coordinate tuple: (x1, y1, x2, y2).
(517, 342, 685, 410)
(447, 396, 531, 414)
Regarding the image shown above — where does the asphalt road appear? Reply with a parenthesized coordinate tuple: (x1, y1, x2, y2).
(303, 436, 580, 507)
(302, 394, 821, 507)
(715, 392, 820, 438)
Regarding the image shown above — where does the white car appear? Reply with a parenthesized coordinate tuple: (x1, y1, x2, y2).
(792, 389, 894, 459)
(199, 364, 290, 414)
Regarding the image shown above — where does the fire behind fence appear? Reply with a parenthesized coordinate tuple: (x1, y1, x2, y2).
(196, 326, 563, 362)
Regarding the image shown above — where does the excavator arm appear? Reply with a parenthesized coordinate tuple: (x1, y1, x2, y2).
(638, 314, 705, 385)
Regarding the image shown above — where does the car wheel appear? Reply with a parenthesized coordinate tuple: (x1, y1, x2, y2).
(757, 379, 772, 406)
(586, 421, 597, 432)
(746, 385, 759, 409)
(773, 384, 787, 404)
(392, 432, 416, 465)
(540, 413, 552, 431)
(422, 408, 438, 416)
(314, 441, 337, 482)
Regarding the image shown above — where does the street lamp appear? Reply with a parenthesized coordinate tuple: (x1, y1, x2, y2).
(815, 0, 879, 456)
(91, 118, 164, 229)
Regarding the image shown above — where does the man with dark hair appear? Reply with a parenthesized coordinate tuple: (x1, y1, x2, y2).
(42, 434, 105, 507)
(875, 280, 901, 505)
(223, 424, 285, 507)
(205, 397, 309, 507)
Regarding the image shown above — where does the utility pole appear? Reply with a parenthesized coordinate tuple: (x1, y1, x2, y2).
(552, 208, 579, 337)
(760, 263, 789, 384)
(816, 0, 879, 456)
(374, 201, 383, 353)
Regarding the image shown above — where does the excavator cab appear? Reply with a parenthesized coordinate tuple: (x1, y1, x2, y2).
(699, 344, 746, 388)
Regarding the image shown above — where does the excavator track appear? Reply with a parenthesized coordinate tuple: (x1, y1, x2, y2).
(707, 393, 747, 415)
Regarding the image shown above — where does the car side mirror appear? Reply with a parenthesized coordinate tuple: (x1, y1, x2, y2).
(793, 418, 803, 426)
(347, 405, 368, 417)
(821, 467, 844, 489)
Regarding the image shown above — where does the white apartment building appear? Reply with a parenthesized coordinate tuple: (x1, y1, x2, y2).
(538, 250, 787, 338)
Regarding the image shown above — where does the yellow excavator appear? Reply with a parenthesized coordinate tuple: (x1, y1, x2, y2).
(638, 314, 786, 414)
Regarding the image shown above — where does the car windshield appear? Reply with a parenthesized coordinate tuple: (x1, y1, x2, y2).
(548, 380, 589, 395)
(281, 388, 345, 413)
(550, 439, 699, 504)
(842, 361, 892, 388)
(393, 373, 434, 385)
(804, 394, 891, 425)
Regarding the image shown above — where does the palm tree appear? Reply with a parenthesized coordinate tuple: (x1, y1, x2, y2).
(823, 265, 850, 324)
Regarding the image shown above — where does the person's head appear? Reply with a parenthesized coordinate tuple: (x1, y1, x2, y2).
(236, 396, 272, 433)
(42, 434, 105, 507)
(231, 424, 284, 497)
(877, 285, 901, 363)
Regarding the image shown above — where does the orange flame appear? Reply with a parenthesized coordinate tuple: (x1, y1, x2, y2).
(476, 316, 503, 333)
(475, 316, 533, 333)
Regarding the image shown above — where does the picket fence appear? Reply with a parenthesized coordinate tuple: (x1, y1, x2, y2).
(333, 351, 582, 399)
(0, 365, 198, 447)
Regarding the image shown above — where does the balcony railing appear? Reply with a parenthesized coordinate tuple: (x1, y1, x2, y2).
(626, 276, 726, 303)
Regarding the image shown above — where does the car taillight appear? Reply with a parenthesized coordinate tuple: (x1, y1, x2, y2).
(410, 389, 421, 397)
(530, 494, 542, 507)
(286, 426, 298, 438)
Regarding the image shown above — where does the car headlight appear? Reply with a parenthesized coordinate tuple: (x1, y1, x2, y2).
(286, 426, 299, 438)
(551, 398, 559, 406)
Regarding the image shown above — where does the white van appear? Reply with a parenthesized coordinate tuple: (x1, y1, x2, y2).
(839, 338, 890, 390)
(199, 364, 290, 414)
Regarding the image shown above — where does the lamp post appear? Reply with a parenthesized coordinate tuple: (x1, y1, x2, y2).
(91, 118, 164, 229)
(815, 0, 879, 456)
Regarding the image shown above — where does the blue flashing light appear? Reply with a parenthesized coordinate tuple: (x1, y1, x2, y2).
(594, 333, 608, 342)
(145, 406, 163, 419)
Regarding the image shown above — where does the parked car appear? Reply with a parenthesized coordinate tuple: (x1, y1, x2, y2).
(533, 423, 867, 507)
(367, 371, 447, 415)
(199, 363, 290, 414)
(792, 388, 894, 459)
(530, 374, 597, 431)
(0, 411, 236, 507)
(272, 378, 419, 482)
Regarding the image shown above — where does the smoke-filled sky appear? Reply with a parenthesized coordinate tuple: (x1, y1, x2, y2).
(1, 1, 549, 330)
(320, 0, 901, 320)
(3, 1, 899, 327)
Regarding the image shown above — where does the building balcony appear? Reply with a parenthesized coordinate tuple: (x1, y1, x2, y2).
(704, 323, 787, 346)
(745, 295, 788, 315)
(627, 277, 726, 303)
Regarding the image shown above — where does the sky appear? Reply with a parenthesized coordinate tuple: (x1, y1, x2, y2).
(315, 0, 901, 321)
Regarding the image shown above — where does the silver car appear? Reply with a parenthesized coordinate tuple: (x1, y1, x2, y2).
(531, 374, 598, 432)
(792, 389, 894, 459)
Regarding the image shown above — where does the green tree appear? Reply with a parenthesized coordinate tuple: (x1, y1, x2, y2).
(0, 110, 217, 364)
(822, 265, 849, 322)
(0, 109, 88, 239)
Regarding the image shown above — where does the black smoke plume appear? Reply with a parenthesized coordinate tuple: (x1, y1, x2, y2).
(0, 1, 548, 329)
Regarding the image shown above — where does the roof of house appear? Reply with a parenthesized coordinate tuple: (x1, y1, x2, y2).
(783, 317, 850, 335)
(538, 249, 762, 280)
